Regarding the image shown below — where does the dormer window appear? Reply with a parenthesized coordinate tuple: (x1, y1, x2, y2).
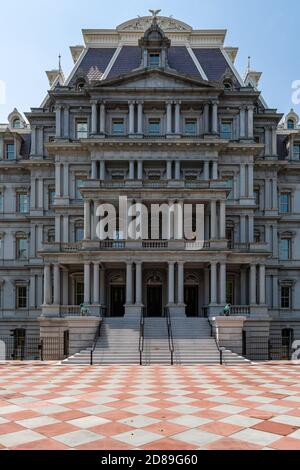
(149, 52, 160, 68)
(13, 118, 21, 129)
(287, 119, 295, 130)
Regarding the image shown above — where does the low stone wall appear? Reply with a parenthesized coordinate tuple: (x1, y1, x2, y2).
(210, 316, 247, 355)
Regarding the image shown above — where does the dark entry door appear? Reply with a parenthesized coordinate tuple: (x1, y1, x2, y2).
(147, 287, 162, 317)
(185, 286, 198, 317)
(110, 286, 125, 317)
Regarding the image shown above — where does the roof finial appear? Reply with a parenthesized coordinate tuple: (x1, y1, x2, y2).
(58, 54, 62, 73)
(247, 56, 251, 72)
(149, 9, 161, 18)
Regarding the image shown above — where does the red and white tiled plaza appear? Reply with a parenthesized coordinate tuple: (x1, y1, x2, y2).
(1, 363, 300, 450)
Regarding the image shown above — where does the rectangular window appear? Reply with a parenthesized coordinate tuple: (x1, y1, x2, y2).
(281, 286, 291, 309)
(6, 143, 15, 160)
(76, 121, 88, 139)
(112, 119, 124, 135)
(253, 190, 260, 206)
(280, 193, 290, 213)
(226, 178, 234, 200)
(280, 239, 290, 260)
(149, 53, 160, 68)
(184, 120, 197, 135)
(75, 226, 84, 242)
(16, 285, 27, 309)
(220, 121, 233, 140)
(226, 280, 234, 304)
(148, 119, 161, 135)
(75, 178, 85, 200)
(17, 238, 28, 260)
(75, 281, 84, 306)
(17, 193, 29, 213)
(293, 145, 300, 160)
(48, 188, 55, 207)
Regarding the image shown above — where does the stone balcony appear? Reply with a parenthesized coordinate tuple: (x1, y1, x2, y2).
(82, 179, 228, 191)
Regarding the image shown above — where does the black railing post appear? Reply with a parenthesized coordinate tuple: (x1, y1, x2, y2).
(220, 348, 223, 365)
(90, 349, 93, 366)
(39, 339, 44, 362)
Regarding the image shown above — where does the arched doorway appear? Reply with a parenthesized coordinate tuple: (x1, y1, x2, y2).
(109, 272, 125, 317)
(146, 272, 163, 317)
(184, 273, 199, 317)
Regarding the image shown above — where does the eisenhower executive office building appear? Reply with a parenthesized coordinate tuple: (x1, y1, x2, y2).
(0, 12, 300, 364)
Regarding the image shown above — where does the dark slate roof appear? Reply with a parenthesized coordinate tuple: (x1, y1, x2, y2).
(277, 135, 288, 160)
(192, 48, 229, 81)
(107, 46, 141, 79)
(70, 48, 116, 84)
(20, 134, 31, 159)
(167, 47, 200, 78)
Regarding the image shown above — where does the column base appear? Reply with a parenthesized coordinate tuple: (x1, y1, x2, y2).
(125, 304, 143, 318)
(169, 304, 186, 317)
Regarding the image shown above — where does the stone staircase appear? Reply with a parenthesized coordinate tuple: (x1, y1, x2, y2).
(62, 317, 140, 365)
(62, 316, 249, 366)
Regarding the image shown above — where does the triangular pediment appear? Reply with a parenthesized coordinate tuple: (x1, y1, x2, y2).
(92, 67, 218, 90)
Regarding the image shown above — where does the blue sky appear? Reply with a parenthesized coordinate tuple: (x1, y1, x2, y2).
(0, 0, 299, 122)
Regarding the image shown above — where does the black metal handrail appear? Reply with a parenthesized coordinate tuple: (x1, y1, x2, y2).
(90, 321, 102, 365)
(211, 323, 225, 365)
(139, 307, 145, 365)
(165, 307, 174, 365)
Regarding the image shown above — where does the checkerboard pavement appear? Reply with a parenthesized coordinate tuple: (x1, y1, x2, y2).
(0, 363, 300, 450)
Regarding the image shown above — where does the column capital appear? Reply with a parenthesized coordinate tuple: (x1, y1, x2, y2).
(91, 99, 98, 105)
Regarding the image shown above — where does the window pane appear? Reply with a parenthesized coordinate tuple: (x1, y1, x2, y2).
(293, 145, 300, 160)
(17, 238, 28, 259)
(149, 53, 160, 67)
(280, 239, 290, 260)
(148, 120, 160, 135)
(18, 194, 29, 213)
(75, 179, 85, 199)
(281, 286, 291, 309)
(185, 120, 197, 135)
(6, 143, 15, 160)
(288, 120, 295, 129)
(220, 122, 233, 139)
(226, 179, 233, 200)
(17, 286, 27, 309)
(75, 281, 84, 305)
(75, 227, 84, 242)
(76, 121, 88, 139)
(48, 189, 55, 206)
(112, 120, 124, 135)
(280, 194, 290, 213)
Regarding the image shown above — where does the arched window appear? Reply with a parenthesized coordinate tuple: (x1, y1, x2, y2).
(287, 119, 295, 130)
(12, 118, 21, 129)
(223, 80, 233, 91)
(76, 80, 86, 92)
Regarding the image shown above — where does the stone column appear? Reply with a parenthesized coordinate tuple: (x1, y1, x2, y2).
(212, 101, 218, 134)
(210, 262, 217, 304)
(29, 275, 36, 309)
(0, 135, 3, 159)
(204, 103, 210, 134)
(135, 262, 142, 305)
(240, 215, 246, 243)
(38, 179, 43, 209)
(168, 262, 175, 304)
(240, 164, 246, 197)
(167, 161, 172, 180)
(53, 265, 61, 305)
(177, 262, 184, 304)
(138, 161, 143, 180)
(137, 101, 144, 135)
(175, 101, 181, 134)
(93, 263, 100, 304)
(272, 126, 277, 155)
(43, 264, 52, 305)
(272, 274, 278, 308)
(248, 215, 254, 243)
(239, 107, 246, 138)
(264, 179, 270, 210)
(100, 102, 106, 135)
(272, 179, 278, 209)
(55, 106, 62, 138)
(240, 268, 247, 305)
(210, 201, 217, 239)
(220, 263, 227, 305)
(31, 178, 36, 209)
(63, 163, 69, 197)
(203, 161, 209, 180)
(247, 106, 254, 139)
(259, 265, 266, 305)
(55, 215, 61, 243)
(126, 262, 133, 304)
(91, 100, 98, 134)
(84, 263, 91, 304)
(63, 106, 70, 138)
(166, 101, 173, 135)
(219, 201, 226, 239)
(100, 160, 105, 180)
(129, 101, 135, 135)
(212, 162, 218, 180)
(100, 268, 105, 306)
(250, 264, 257, 305)
(248, 164, 254, 198)
(63, 216, 69, 242)
(55, 164, 61, 197)
(30, 126, 36, 155)
(129, 161, 135, 179)
(91, 161, 97, 179)
(84, 200, 91, 240)
(175, 161, 181, 180)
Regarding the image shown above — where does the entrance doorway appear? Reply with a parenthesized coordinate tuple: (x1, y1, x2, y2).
(147, 286, 163, 317)
(185, 285, 198, 317)
(110, 285, 125, 317)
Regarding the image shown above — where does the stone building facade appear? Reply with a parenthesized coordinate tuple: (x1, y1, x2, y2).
(0, 14, 300, 356)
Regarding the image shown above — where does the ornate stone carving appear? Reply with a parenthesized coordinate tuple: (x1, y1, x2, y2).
(117, 16, 192, 33)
